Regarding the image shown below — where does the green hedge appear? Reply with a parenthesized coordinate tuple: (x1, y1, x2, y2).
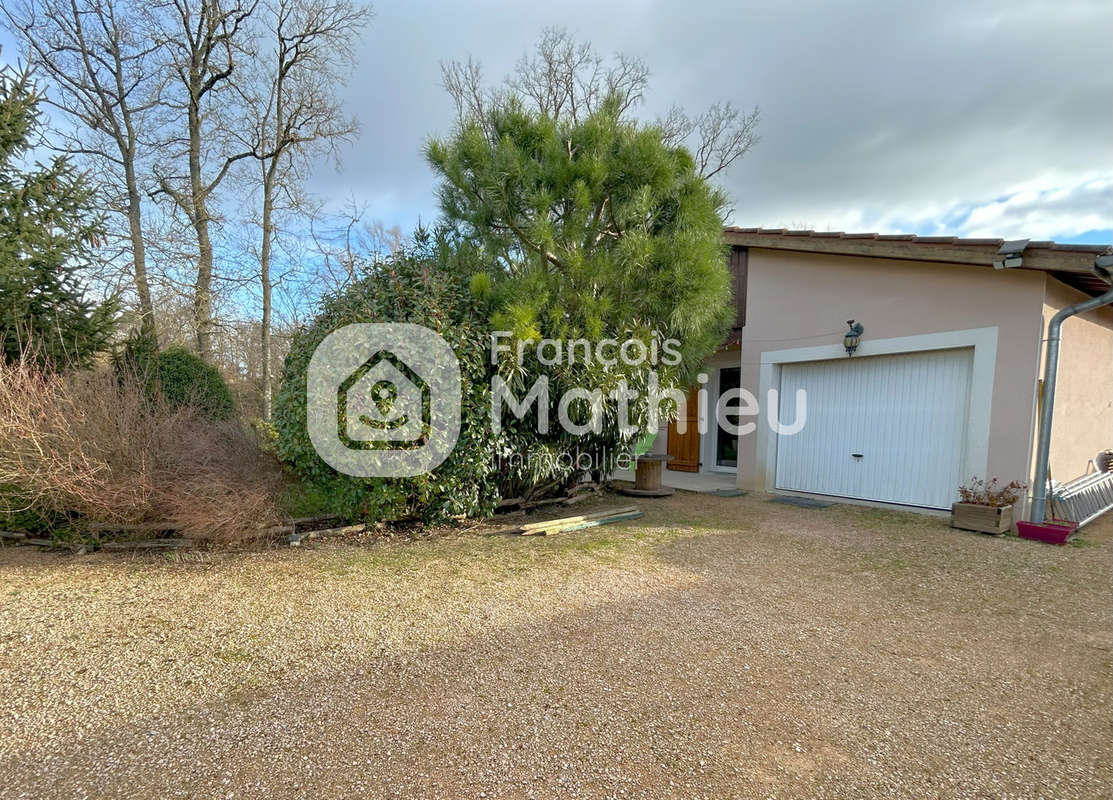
(153, 347, 235, 420)
(274, 237, 508, 523)
(117, 334, 235, 421)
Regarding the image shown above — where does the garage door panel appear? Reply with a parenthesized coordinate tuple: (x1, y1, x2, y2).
(777, 364, 853, 498)
(775, 349, 973, 509)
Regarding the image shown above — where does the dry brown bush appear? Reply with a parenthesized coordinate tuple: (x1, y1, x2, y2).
(0, 356, 284, 544)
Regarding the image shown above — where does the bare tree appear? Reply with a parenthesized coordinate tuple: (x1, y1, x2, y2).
(509, 27, 648, 124)
(2, 0, 162, 329)
(442, 27, 648, 128)
(303, 200, 403, 289)
(237, 0, 369, 419)
(442, 27, 759, 183)
(659, 102, 761, 180)
(441, 55, 490, 122)
(152, 0, 259, 361)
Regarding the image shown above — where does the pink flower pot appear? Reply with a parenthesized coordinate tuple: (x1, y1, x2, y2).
(1016, 520, 1079, 545)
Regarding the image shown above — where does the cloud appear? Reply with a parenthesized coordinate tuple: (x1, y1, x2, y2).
(9, 0, 1112, 245)
(749, 172, 1113, 241)
(954, 176, 1113, 239)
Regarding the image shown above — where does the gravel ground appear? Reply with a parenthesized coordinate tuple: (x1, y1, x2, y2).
(1, 493, 1110, 799)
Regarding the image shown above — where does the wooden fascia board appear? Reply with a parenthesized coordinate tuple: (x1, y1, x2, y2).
(722, 232, 1101, 274)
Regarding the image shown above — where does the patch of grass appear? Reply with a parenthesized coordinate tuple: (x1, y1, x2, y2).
(837, 504, 950, 533)
(1068, 535, 1098, 549)
(308, 517, 702, 587)
(216, 646, 255, 664)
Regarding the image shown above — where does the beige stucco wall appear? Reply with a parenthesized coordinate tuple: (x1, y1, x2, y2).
(736, 249, 1049, 499)
(1039, 278, 1113, 482)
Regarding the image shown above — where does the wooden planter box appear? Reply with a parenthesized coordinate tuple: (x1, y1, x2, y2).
(951, 502, 1013, 534)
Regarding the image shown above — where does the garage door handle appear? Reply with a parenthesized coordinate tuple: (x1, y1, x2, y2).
(851, 453, 863, 459)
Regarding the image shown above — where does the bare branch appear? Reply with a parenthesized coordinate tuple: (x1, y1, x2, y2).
(691, 102, 761, 179)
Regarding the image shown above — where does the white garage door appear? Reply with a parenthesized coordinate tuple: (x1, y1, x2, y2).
(775, 348, 974, 509)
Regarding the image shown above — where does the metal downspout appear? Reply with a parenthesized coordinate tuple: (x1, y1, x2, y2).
(1029, 283, 1113, 523)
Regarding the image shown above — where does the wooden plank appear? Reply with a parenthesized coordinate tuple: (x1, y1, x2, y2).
(288, 523, 366, 545)
(525, 509, 642, 536)
(304, 524, 365, 539)
(85, 521, 184, 533)
(0, 530, 27, 541)
(538, 511, 645, 536)
(101, 538, 195, 550)
(520, 505, 638, 533)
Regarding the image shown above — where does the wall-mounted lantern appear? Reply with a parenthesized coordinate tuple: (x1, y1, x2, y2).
(843, 320, 864, 356)
(993, 239, 1029, 270)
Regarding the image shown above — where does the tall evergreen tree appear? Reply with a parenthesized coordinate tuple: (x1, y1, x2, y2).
(427, 97, 734, 424)
(0, 65, 114, 368)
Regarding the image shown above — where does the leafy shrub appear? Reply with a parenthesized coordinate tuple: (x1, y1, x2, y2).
(115, 333, 235, 421)
(275, 234, 518, 523)
(114, 328, 159, 378)
(0, 356, 281, 543)
(278, 480, 334, 520)
(0, 492, 68, 536)
(152, 347, 235, 420)
(275, 222, 729, 523)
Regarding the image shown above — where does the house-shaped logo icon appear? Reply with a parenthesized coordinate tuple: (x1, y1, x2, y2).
(307, 323, 461, 478)
(338, 352, 429, 447)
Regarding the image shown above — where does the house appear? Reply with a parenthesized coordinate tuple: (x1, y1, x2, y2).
(651, 229, 1113, 513)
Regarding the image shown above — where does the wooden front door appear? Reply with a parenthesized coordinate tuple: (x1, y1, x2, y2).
(667, 386, 700, 472)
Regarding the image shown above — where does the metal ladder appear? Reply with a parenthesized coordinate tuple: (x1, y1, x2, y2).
(1052, 471, 1113, 528)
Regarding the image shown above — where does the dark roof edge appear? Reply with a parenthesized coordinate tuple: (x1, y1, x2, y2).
(723, 227, 1112, 275)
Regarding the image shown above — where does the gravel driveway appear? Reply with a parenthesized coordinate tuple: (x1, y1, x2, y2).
(2, 494, 1110, 799)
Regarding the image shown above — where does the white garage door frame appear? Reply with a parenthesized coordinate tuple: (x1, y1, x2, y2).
(753, 326, 998, 505)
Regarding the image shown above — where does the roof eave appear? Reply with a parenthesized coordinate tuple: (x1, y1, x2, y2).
(723, 229, 1110, 276)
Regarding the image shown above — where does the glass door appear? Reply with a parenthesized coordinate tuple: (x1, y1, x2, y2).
(715, 367, 741, 468)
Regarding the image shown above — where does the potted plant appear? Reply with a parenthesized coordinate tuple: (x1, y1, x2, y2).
(951, 477, 1024, 534)
(1016, 518, 1079, 545)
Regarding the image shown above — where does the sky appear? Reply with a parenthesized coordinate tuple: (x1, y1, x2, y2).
(2, 0, 1111, 245)
(305, 0, 1113, 244)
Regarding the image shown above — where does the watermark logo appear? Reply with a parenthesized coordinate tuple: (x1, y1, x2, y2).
(489, 334, 806, 439)
(307, 326, 805, 477)
(307, 323, 461, 477)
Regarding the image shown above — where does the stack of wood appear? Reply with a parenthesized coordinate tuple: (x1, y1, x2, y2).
(495, 481, 603, 512)
(494, 505, 643, 536)
(2, 498, 645, 550)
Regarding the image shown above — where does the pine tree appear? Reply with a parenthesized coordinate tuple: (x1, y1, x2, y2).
(427, 96, 734, 437)
(0, 65, 115, 369)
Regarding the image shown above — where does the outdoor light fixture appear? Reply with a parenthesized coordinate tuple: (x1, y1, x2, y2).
(843, 320, 864, 356)
(993, 239, 1029, 269)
